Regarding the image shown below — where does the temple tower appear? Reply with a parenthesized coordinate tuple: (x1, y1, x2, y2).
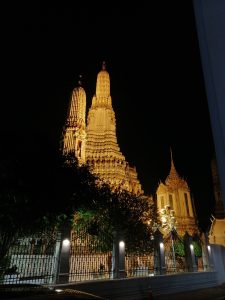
(63, 76, 86, 164)
(62, 63, 142, 195)
(85, 62, 142, 194)
(156, 150, 199, 236)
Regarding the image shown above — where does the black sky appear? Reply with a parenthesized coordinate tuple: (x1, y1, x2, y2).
(2, 1, 215, 230)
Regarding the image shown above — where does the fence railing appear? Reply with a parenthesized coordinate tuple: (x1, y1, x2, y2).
(0, 229, 213, 285)
(0, 232, 61, 285)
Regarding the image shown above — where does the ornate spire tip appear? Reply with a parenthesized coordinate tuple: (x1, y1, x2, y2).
(102, 61, 106, 70)
(78, 74, 82, 86)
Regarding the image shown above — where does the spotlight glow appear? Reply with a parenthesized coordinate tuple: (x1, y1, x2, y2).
(119, 241, 125, 248)
(63, 239, 70, 247)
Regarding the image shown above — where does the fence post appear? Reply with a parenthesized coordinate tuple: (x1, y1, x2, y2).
(154, 229, 166, 275)
(205, 241, 214, 271)
(57, 223, 71, 284)
(111, 230, 126, 279)
(201, 232, 211, 271)
(52, 232, 62, 284)
(183, 232, 197, 272)
(118, 239, 126, 278)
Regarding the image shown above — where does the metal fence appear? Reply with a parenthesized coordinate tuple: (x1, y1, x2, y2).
(163, 233, 187, 274)
(0, 231, 61, 285)
(125, 253, 155, 277)
(0, 228, 208, 285)
(69, 228, 112, 282)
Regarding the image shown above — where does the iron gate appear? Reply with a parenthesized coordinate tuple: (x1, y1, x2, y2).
(69, 228, 112, 282)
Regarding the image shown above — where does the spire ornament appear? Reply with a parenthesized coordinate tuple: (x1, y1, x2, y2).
(102, 61, 106, 70)
(168, 147, 180, 181)
(78, 74, 82, 86)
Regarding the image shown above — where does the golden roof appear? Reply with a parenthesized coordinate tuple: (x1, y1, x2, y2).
(165, 156, 188, 189)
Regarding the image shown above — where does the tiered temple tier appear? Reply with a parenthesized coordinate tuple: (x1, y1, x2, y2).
(85, 134, 123, 158)
(87, 158, 128, 182)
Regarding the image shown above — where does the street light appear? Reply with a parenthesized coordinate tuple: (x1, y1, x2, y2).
(62, 239, 70, 247)
(119, 241, 125, 248)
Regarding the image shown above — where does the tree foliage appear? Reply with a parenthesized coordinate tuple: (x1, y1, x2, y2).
(73, 185, 157, 253)
(174, 240, 185, 257)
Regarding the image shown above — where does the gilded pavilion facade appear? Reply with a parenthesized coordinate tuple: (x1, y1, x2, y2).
(156, 152, 199, 236)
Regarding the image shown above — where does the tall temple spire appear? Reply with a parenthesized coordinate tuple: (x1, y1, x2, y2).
(67, 75, 86, 129)
(62, 75, 87, 163)
(62, 63, 142, 194)
(85, 63, 142, 194)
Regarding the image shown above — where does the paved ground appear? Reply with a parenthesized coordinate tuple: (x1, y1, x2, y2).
(1, 283, 225, 299)
(154, 284, 225, 300)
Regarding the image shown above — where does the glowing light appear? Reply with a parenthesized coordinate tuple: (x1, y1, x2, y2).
(160, 242, 164, 248)
(119, 241, 125, 248)
(63, 239, 70, 247)
(207, 245, 211, 251)
(190, 244, 194, 250)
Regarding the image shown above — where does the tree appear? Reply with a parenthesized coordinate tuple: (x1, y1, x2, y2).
(73, 184, 158, 253)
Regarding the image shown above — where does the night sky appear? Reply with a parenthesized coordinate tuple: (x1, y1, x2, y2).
(2, 2, 215, 231)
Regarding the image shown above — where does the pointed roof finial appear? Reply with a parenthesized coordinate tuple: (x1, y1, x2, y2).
(102, 61, 106, 70)
(165, 146, 188, 188)
(166, 146, 181, 183)
(78, 74, 82, 86)
(170, 146, 176, 171)
(170, 146, 173, 163)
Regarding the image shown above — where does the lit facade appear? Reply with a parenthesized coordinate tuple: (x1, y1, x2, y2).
(63, 63, 142, 195)
(62, 63, 200, 235)
(156, 152, 199, 236)
(63, 77, 86, 164)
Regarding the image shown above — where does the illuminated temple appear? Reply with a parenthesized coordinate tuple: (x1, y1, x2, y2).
(63, 62, 142, 195)
(62, 62, 200, 236)
(156, 151, 199, 236)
